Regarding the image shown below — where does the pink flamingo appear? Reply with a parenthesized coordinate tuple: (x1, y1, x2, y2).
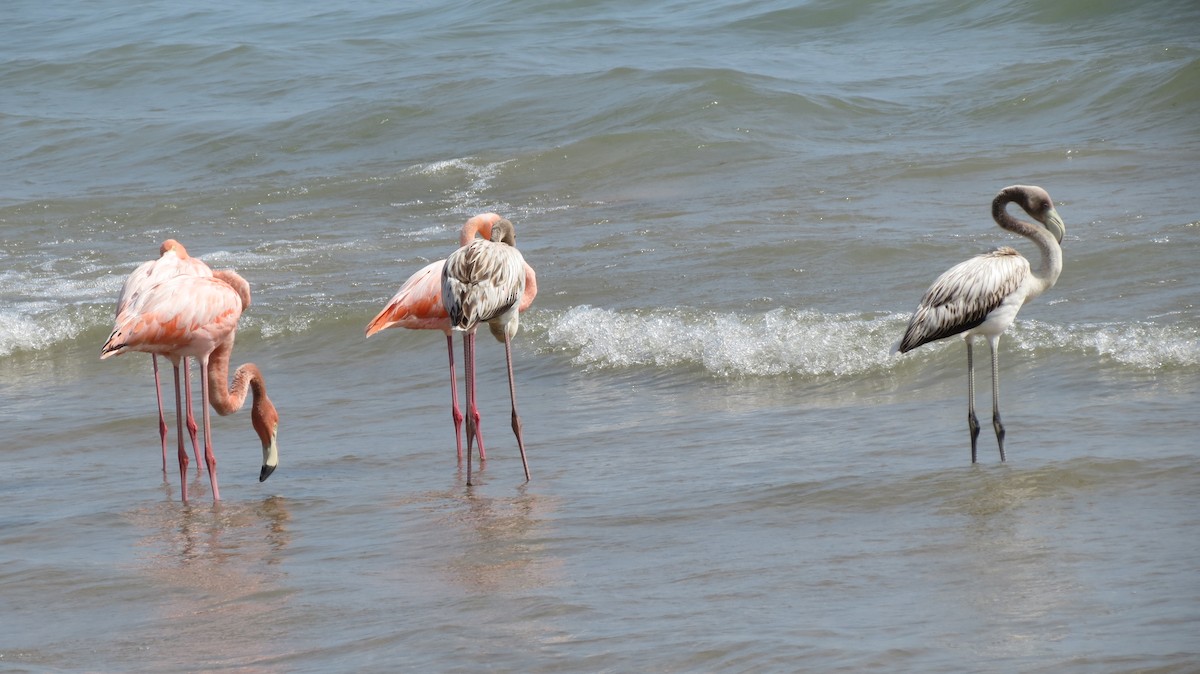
(443, 216, 536, 485)
(113, 239, 212, 471)
(101, 269, 280, 501)
(365, 214, 537, 470)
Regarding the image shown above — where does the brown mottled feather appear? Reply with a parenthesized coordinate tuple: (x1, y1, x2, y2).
(442, 222, 526, 335)
(897, 246, 1029, 353)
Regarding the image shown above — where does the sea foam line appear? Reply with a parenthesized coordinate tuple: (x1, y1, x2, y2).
(1013, 319, 1200, 370)
(532, 306, 1199, 377)
(536, 305, 899, 377)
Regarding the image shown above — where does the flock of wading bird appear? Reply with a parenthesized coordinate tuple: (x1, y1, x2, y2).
(101, 185, 1065, 502)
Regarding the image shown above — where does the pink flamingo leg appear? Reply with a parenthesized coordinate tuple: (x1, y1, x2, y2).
(172, 360, 190, 502)
(462, 333, 486, 463)
(464, 332, 487, 486)
(152, 354, 169, 472)
(463, 333, 475, 485)
(445, 334, 465, 464)
(473, 337, 486, 462)
(503, 335, 530, 482)
(182, 357, 203, 473)
(199, 354, 221, 501)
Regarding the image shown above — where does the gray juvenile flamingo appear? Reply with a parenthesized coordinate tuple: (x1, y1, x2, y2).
(442, 217, 537, 485)
(894, 185, 1065, 462)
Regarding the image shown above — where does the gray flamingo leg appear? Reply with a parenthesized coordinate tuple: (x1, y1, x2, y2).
(967, 340, 981, 463)
(503, 334, 530, 482)
(990, 336, 1006, 461)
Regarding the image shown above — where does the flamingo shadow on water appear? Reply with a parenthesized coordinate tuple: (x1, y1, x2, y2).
(893, 185, 1066, 462)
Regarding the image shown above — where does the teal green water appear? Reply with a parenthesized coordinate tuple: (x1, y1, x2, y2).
(2, 0, 1198, 671)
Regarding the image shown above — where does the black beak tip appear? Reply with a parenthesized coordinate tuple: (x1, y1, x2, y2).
(259, 465, 276, 482)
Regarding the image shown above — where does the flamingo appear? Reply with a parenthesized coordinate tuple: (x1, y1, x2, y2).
(101, 269, 280, 501)
(365, 213, 537, 469)
(894, 185, 1065, 462)
(443, 216, 536, 485)
(112, 239, 212, 471)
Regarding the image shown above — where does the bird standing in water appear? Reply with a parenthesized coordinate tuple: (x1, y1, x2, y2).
(442, 217, 536, 485)
(102, 269, 280, 501)
(895, 185, 1065, 462)
(111, 239, 212, 471)
(366, 214, 536, 469)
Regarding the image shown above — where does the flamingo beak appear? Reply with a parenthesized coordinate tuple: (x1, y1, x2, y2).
(259, 423, 279, 482)
(1045, 207, 1065, 243)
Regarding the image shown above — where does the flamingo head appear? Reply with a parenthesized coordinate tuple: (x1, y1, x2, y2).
(489, 218, 517, 246)
(1009, 185, 1065, 244)
(159, 239, 188, 257)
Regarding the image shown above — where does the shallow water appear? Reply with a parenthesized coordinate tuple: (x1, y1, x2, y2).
(2, 0, 1199, 671)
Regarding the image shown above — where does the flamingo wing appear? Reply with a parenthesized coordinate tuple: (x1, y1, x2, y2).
(102, 276, 242, 359)
(898, 247, 1030, 353)
(116, 249, 213, 317)
(442, 241, 526, 331)
(365, 260, 450, 336)
(518, 262, 537, 312)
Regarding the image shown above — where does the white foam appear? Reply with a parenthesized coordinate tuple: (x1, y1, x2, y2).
(410, 157, 518, 216)
(0, 304, 99, 357)
(0, 269, 121, 303)
(0, 266, 118, 356)
(255, 312, 315, 340)
(536, 306, 1199, 377)
(199, 250, 278, 266)
(1013, 319, 1200, 369)
(539, 305, 901, 377)
(396, 224, 449, 240)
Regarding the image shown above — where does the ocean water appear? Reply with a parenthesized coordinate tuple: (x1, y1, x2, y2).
(2, 0, 1199, 671)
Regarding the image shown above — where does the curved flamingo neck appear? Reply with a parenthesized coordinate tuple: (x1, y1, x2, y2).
(992, 189, 1062, 299)
(460, 213, 502, 246)
(207, 338, 262, 416)
(205, 334, 279, 474)
(213, 269, 252, 309)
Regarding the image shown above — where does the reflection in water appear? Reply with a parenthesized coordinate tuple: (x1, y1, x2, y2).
(412, 482, 561, 592)
(125, 495, 294, 671)
(391, 478, 567, 601)
(943, 467, 1082, 660)
(438, 483, 563, 595)
(422, 481, 570, 651)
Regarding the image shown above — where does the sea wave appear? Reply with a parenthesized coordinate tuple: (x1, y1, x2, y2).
(0, 303, 107, 358)
(529, 305, 1199, 378)
(4, 267, 1195, 377)
(1012, 319, 1200, 370)
(533, 305, 904, 378)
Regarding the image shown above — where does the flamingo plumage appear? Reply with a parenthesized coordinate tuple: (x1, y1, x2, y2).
(894, 184, 1065, 462)
(442, 216, 536, 485)
(365, 213, 537, 469)
(112, 239, 212, 471)
(101, 269, 279, 501)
